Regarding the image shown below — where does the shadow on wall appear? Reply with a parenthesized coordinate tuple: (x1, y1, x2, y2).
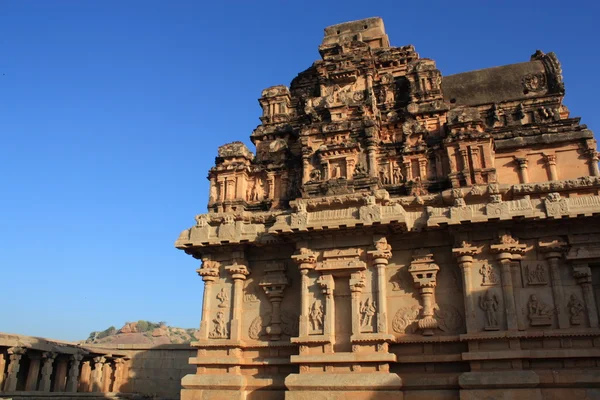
(0, 333, 195, 400)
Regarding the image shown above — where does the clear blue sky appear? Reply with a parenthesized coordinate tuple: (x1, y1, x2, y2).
(1, 1, 599, 341)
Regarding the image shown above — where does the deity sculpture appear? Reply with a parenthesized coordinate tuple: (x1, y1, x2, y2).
(217, 288, 229, 308)
(479, 290, 499, 330)
(392, 166, 404, 184)
(209, 311, 228, 339)
(309, 301, 324, 331)
(360, 298, 376, 330)
(567, 294, 585, 325)
(527, 294, 553, 326)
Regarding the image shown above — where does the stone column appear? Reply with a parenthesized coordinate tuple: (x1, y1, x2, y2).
(367, 140, 378, 178)
(112, 358, 128, 393)
(540, 238, 569, 329)
(65, 353, 84, 392)
(403, 160, 412, 181)
(368, 236, 393, 334)
(490, 234, 526, 331)
(543, 154, 558, 181)
(452, 242, 480, 333)
(586, 149, 600, 176)
(196, 259, 220, 340)
(350, 271, 366, 336)
(515, 157, 529, 183)
(292, 247, 317, 337)
(38, 352, 56, 392)
(25, 353, 42, 391)
(267, 172, 275, 199)
(510, 261, 526, 331)
(5, 347, 26, 392)
(418, 158, 428, 181)
(226, 255, 251, 341)
(53, 357, 68, 392)
(408, 251, 439, 336)
(259, 262, 289, 341)
(0, 353, 6, 391)
(573, 264, 599, 328)
(318, 274, 335, 337)
(460, 148, 472, 185)
(101, 361, 113, 392)
(209, 177, 217, 203)
(91, 356, 105, 392)
(78, 361, 92, 392)
(302, 156, 310, 184)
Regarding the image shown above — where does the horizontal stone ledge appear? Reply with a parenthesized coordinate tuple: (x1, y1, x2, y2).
(291, 352, 396, 364)
(400, 373, 460, 389)
(537, 369, 600, 387)
(462, 348, 600, 361)
(459, 328, 600, 341)
(189, 356, 290, 365)
(459, 371, 539, 389)
(111, 343, 194, 350)
(285, 372, 402, 391)
(395, 353, 462, 363)
(0, 392, 136, 399)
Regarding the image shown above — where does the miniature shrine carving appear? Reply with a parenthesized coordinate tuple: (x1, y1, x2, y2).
(175, 17, 600, 400)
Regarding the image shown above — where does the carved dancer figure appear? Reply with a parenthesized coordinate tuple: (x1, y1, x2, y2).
(392, 166, 404, 184)
(309, 301, 324, 331)
(567, 294, 585, 325)
(360, 298, 376, 328)
(216, 288, 228, 308)
(380, 169, 390, 185)
(479, 290, 499, 330)
(209, 311, 228, 339)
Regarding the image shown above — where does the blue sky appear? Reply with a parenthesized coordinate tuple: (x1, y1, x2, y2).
(1, 1, 599, 341)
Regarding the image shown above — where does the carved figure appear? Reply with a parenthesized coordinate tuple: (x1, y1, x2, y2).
(392, 166, 404, 184)
(209, 311, 228, 339)
(216, 288, 229, 308)
(309, 301, 324, 331)
(526, 264, 547, 285)
(353, 163, 367, 177)
(360, 298, 376, 330)
(527, 294, 553, 326)
(380, 168, 390, 185)
(310, 169, 322, 181)
(479, 290, 499, 330)
(567, 294, 585, 325)
(243, 280, 260, 303)
(479, 264, 499, 286)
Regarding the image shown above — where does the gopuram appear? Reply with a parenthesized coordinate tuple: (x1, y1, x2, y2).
(176, 17, 600, 400)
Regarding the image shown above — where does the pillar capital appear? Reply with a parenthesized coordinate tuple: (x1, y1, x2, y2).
(259, 262, 288, 300)
(226, 261, 250, 281)
(490, 233, 526, 261)
(543, 153, 557, 165)
(538, 237, 568, 259)
(368, 235, 392, 263)
(349, 271, 366, 293)
(515, 157, 528, 168)
(452, 241, 480, 264)
(196, 259, 220, 282)
(8, 346, 26, 357)
(292, 247, 317, 271)
(573, 264, 592, 284)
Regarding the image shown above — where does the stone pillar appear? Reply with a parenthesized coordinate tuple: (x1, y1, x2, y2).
(101, 361, 113, 392)
(587, 149, 600, 176)
(515, 157, 529, 183)
(368, 236, 393, 334)
(78, 361, 92, 392)
(490, 234, 526, 331)
(196, 259, 220, 339)
(267, 172, 275, 199)
(367, 140, 378, 178)
(573, 264, 599, 328)
(25, 353, 42, 391)
(0, 353, 6, 391)
(318, 274, 335, 337)
(302, 156, 310, 183)
(5, 347, 26, 392)
(510, 261, 526, 331)
(408, 251, 439, 336)
(65, 353, 84, 393)
(38, 352, 56, 392)
(112, 358, 128, 393)
(226, 255, 251, 341)
(452, 242, 480, 333)
(539, 238, 569, 329)
(543, 153, 558, 181)
(350, 271, 366, 336)
(403, 160, 412, 181)
(292, 247, 317, 337)
(460, 148, 472, 185)
(259, 262, 289, 340)
(91, 356, 105, 392)
(418, 158, 427, 180)
(209, 177, 217, 203)
(53, 357, 68, 392)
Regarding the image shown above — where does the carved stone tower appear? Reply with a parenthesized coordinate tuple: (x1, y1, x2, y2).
(176, 17, 600, 400)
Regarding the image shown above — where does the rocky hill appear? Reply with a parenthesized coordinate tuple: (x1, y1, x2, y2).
(83, 321, 198, 345)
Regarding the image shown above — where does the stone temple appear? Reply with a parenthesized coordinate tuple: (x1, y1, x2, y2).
(175, 17, 600, 400)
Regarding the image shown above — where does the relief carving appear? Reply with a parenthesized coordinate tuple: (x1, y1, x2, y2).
(391, 305, 422, 334)
(217, 287, 229, 308)
(309, 300, 324, 332)
(479, 263, 500, 286)
(567, 294, 585, 325)
(359, 297, 376, 332)
(524, 263, 548, 285)
(433, 303, 464, 334)
(527, 294, 553, 326)
(479, 290, 500, 331)
(243, 279, 260, 303)
(209, 311, 228, 339)
(247, 310, 299, 340)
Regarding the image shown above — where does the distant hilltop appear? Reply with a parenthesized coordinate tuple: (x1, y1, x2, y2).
(83, 320, 198, 345)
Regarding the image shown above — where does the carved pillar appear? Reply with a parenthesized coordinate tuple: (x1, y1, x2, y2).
(0, 353, 6, 391)
(367, 140, 378, 178)
(368, 236, 393, 334)
(259, 262, 289, 340)
(196, 259, 220, 339)
(350, 271, 366, 336)
(226, 257, 251, 341)
(65, 353, 84, 393)
(573, 264, 599, 327)
(543, 153, 558, 181)
(217, 179, 225, 202)
(586, 149, 600, 176)
(53, 357, 68, 392)
(267, 173, 275, 199)
(24, 353, 41, 391)
(112, 358, 128, 393)
(403, 160, 412, 181)
(510, 260, 526, 331)
(409, 251, 439, 336)
(38, 352, 56, 392)
(452, 242, 480, 333)
(5, 347, 26, 392)
(490, 234, 526, 331)
(101, 361, 113, 392)
(460, 148, 472, 185)
(91, 356, 105, 392)
(292, 247, 317, 337)
(418, 158, 427, 181)
(209, 177, 217, 203)
(539, 238, 569, 329)
(515, 157, 529, 184)
(302, 156, 310, 184)
(78, 361, 91, 392)
(318, 274, 335, 337)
